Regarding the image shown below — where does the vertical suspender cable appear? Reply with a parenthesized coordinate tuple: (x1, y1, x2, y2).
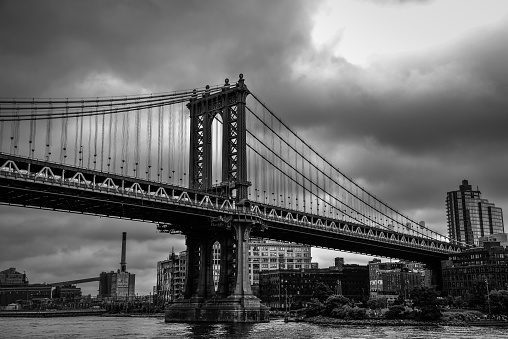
(247, 134, 251, 199)
(79, 101, 84, 167)
(168, 104, 172, 183)
(157, 105, 162, 182)
(11, 100, 20, 155)
(288, 127, 292, 210)
(147, 106, 153, 180)
(45, 101, 52, 161)
(74, 102, 79, 166)
(121, 111, 127, 176)
(14, 104, 20, 155)
(330, 165, 334, 219)
(28, 99, 35, 158)
(255, 102, 260, 202)
(125, 108, 131, 176)
(87, 113, 92, 168)
(135, 105, 140, 177)
(112, 112, 118, 173)
(107, 100, 113, 172)
(61, 100, 69, 164)
(279, 117, 284, 207)
(106, 101, 116, 173)
(301, 142, 305, 213)
(9, 100, 14, 154)
(270, 108, 274, 205)
(93, 100, 99, 170)
(262, 104, 266, 203)
(0, 120, 3, 154)
(60, 102, 64, 162)
(100, 110, 105, 172)
(182, 101, 187, 186)
(160, 105, 164, 182)
(178, 101, 183, 185)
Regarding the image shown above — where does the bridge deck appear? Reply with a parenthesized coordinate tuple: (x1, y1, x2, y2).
(0, 153, 463, 267)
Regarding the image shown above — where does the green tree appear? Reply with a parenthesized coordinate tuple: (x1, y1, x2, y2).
(302, 299, 325, 317)
(409, 287, 441, 321)
(452, 296, 467, 309)
(393, 294, 405, 306)
(367, 297, 386, 310)
(384, 305, 406, 319)
(350, 306, 367, 319)
(323, 295, 351, 316)
(367, 297, 386, 318)
(330, 304, 353, 319)
(489, 290, 508, 315)
(312, 282, 333, 302)
(467, 281, 488, 310)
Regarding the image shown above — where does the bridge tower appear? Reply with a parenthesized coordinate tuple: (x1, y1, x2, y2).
(165, 75, 269, 323)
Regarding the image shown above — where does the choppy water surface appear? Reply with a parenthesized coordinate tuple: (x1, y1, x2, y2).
(1, 317, 508, 339)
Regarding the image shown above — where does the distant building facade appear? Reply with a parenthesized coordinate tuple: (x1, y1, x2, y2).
(155, 238, 313, 301)
(259, 268, 341, 309)
(0, 267, 47, 306)
(156, 251, 187, 304)
(99, 271, 135, 300)
(479, 233, 508, 247)
(52, 285, 82, 301)
(0, 284, 52, 306)
(98, 232, 135, 300)
(446, 179, 504, 246)
(442, 234, 508, 296)
(0, 268, 28, 286)
(248, 238, 313, 292)
(368, 259, 431, 302)
(339, 264, 369, 301)
(258, 258, 369, 309)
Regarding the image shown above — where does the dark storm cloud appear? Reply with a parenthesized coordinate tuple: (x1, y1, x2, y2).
(265, 19, 508, 157)
(0, 0, 312, 97)
(251, 17, 508, 231)
(0, 0, 315, 294)
(1, 0, 507, 291)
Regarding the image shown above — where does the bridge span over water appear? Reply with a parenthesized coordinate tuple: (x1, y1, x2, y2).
(0, 75, 468, 322)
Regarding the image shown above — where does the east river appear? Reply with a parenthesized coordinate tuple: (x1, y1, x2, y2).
(1, 317, 508, 338)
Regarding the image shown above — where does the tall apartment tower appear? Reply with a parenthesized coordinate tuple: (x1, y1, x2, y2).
(446, 180, 504, 246)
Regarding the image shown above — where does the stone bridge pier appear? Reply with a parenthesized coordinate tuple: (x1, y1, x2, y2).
(165, 217, 269, 323)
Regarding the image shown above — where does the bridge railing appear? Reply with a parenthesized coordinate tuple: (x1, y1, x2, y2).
(1, 154, 466, 255)
(0, 154, 237, 212)
(234, 204, 463, 254)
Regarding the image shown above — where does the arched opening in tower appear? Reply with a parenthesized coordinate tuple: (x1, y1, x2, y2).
(211, 113, 223, 188)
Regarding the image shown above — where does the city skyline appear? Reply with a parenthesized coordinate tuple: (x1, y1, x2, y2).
(1, 0, 508, 296)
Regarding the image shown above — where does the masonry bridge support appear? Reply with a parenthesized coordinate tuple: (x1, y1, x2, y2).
(165, 75, 269, 323)
(166, 217, 269, 323)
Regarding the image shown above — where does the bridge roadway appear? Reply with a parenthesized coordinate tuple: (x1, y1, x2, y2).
(0, 153, 463, 270)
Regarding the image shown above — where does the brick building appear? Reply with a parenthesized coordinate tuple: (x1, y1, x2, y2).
(442, 235, 508, 296)
(258, 258, 369, 309)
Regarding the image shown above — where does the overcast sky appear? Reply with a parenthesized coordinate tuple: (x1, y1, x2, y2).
(1, 0, 507, 296)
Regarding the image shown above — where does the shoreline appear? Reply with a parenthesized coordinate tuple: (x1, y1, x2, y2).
(302, 315, 507, 327)
(2, 311, 506, 326)
(0, 310, 164, 318)
(0, 310, 106, 318)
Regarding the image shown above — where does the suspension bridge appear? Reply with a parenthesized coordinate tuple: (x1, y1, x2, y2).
(0, 74, 467, 322)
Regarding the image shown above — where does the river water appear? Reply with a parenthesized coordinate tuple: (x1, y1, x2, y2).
(1, 317, 508, 339)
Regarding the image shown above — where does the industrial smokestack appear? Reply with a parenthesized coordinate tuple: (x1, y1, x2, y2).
(120, 232, 127, 272)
